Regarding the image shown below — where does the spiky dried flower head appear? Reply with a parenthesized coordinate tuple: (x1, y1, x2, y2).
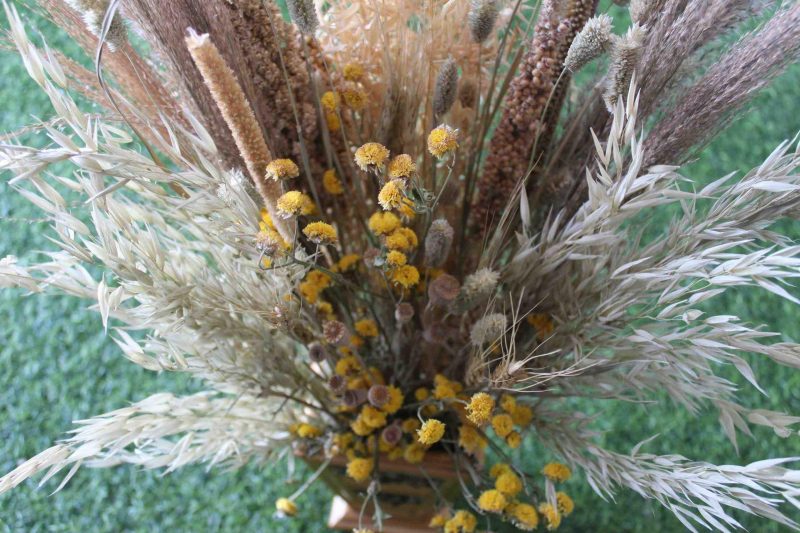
(424, 218, 454, 267)
(387, 154, 417, 179)
(307, 342, 327, 363)
(629, 0, 652, 25)
(265, 159, 300, 181)
(433, 57, 459, 119)
(255, 229, 288, 258)
(466, 392, 495, 425)
(395, 302, 415, 323)
(322, 169, 344, 195)
(355, 142, 390, 173)
(378, 179, 407, 211)
(343, 88, 367, 111)
(565, 14, 613, 72)
(469, 0, 499, 43)
(428, 274, 460, 307)
(323, 320, 347, 344)
(470, 313, 507, 346)
(65, 0, 127, 50)
(604, 24, 646, 111)
(277, 191, 314, 218)
(303, 221, 338, 244)
(451, 267, 500, 313)
(343, 62, 365, 82)
(458, 79, 478, 109)
(285, 0, 318, 34)
(368, 211, 401, 235)
(427, 125, 459, 159)
(368, 384, 389, 407)
(417, 419, 446, 445)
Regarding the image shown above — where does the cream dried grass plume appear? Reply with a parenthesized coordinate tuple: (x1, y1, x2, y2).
(603, 24, 646, 112)
(186, 29, 291, 242)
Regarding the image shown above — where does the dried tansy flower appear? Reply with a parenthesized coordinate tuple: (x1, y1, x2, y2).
(355, 142, 390, 172)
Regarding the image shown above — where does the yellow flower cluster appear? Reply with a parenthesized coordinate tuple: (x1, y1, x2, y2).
(354, 142, 390, 172)
(303, 221, 337, 244)
(346, 457, 373, 482)
(299, 270, 332, 305)
(275, 497, 297, 516)
(466, 392, 495, 425)
(342, 62, 364, 82)
(542, 462, 571, 483)
(277, 190, 314, 218)
(387, 154, 417, 179)
(416, 419, 445, 445)
(378, 179, 406, 211)
(265, 158, 300, 180)
(427, 124, 459, 158)
(528, 312, 555, 339)
(322, 168, 344, 195)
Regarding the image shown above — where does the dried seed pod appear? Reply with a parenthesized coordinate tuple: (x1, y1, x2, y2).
(469, 0, 499, 44)
(395, 302, 415, 323)
(470, 313, 507, 346)
(424, 219, 455, 268)
(65, 0, 127, 50)
(323, 320, 347, 344)
(428, 274, 461, 307)
(329, 374, 347, 395)
(368, 384, 390, 408)
(308, 342, 327, 362)
(343, 388, 368, 408)
(381, 423, 403, 446)
(565, 15, 613, 72)
(451, 268, 500, 313)
(458, 79, 478, 109)
(433, 57, 459, 119)
(604, 24, 646, 112)
(285, 0, 318, 34)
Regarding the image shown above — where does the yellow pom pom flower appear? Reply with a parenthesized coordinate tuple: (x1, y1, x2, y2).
(477, 489, 507, 513)
(403, 442, 426, 464)
(401, 418, 421, 434)
(500, 393, 516, 413)
(322, 169, 344, 195)
(343, 62, 365, 82)
(506, 430, 522, 449)
(512, 404, 534, 427)
(538, 503, 562, 530)
(321, 91, 340, 112)
(303, 221, 338, 244)
(556, 491, 574, 516)
(354, 142, 390, 173)
(417, 419, 445, 445)
(265, 159, 300, 181)
(489, 463, 513, 478)
(387, 154, 417, 179)
(390, 264, 420, 288)
(427, 124, 459, 158)
(385, 227, 418, 251)
(277, 191, 314, 218)
(325, 111, 340, 132)
(368, 211, 401, 235)
(381, 385, 404, 414)
(296, 423, 323, 438)
(491, 413, 514, 438)
(509, 502, 539, 531)
(343, 88, 367, 111)
(385, 250, 407, 268)
(445, 510, 477, 533)
(361, 405, 388, 428)
(542, 462, 571, 483)
(458, 424, 487, 455)
(275, 497, 297, 516)
(466, 392, 495, 425)
(354, 318, 378, 337)
(337, 253, 361, 272)
(378, 179, 406, 211)
(495, 471, 523, 496)
(346, 457, 373, 482)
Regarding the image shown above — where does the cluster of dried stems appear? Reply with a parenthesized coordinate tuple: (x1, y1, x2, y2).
(2, 0, 800, 531)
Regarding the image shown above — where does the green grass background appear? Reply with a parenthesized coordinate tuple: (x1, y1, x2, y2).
(1, 2, 800, 532)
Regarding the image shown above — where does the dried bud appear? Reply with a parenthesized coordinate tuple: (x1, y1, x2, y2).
(329, 374, 347, 395)
(428, 274, 460, 307)
(433, 57, 459, 120)
(604, 24, 646, 112)
(368, 385, 390, 407)
(381, 423, 403, 446)
(343, 388, 368, 408)
(458, 79, 478, 109)
(451, 268, 500, 313)
(565, 15, 613, 72)
(629, 0, 652, 25)
(470, 313, 507, 346)
(66, 0, 127, 50)
(395, 302, 415, 324)
(308, 342, 327, 362)
(323, 320, 347, 344)
(285, 0, 319, 34)
(469, 0, 499, 43)
(424, 219, 455, 268)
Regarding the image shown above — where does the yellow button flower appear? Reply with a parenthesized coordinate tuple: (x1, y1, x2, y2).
(275, 497, 297, 516)
(354, 142, 390, 173)
(346, 457, 373, 482)
(322, 168, 344, 195)
(302, 221, 337, 244)
(427, 124, 458, 158)
(466, 392, 495, 425)
(477, 489, 507, 513)
(265, 158, 300, 180)
(417, 419, 445, 445)
(542, 462, 571, 483)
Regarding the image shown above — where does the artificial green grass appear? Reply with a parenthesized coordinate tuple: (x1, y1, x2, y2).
(1, 3, 800, 531)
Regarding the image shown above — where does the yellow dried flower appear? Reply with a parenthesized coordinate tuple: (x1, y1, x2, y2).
(429, 513, 448, 527)
(512, 404, 534, 427)
(343, 88, 367, 111)
(466, 392, 495, 425)
(350, 416, 373, 436)
(343, 62, 365, 82)
(398, 199, 416, 220)
(322, 169, 344, 195)
(542, 462, 571, 483)
(354, 142, 390, 172)
(509, 502, 539, 531)
(403, 442, 426, 464)
(414, 387, 430, 401)
(491, 413, 514, 438)
(458, 424, 487, 455)
(489, 463, 512, 478)
(326, 111, 340, 132)
(337, 254, 361, 272)
(538, 503, 562, 530)
(275, 497, 297, 516)
(433, 374, 459, 400)
(382, 385, 404, 414)
(385, 227, 418, 251)
(528, 312, 555, 338)
(390, 264, 420, 288)
(368, 211, 401, 235)
(265, 159, 300, 180)
(316, 300, 333, 316)
(361, 405, 387, 428)
(500, 393, 516, 413)
(321, 90, 340, 112)
(557, 492, 574, 516)
(354, 318, 378, 337)
(385, 250, 407, 268)
(495, 471, 523, 497)
(401, 418, 421, 433)
(506, 430, 522, 449)
(427, 124, 459, 158)
(477, 489, 507, 513)
(277, 191, 314, 218)
(387, 154, 417, 179)
(445, 510, 477, 533)
(335, 355, 362, 376)
(346, 457, 373, 482)
(255, 228, 288, 256)
(378, 179, 406, 211)
(417, 419, 445, 445)
(303, 221, 337, 244)
(296, 423, 323, 438)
